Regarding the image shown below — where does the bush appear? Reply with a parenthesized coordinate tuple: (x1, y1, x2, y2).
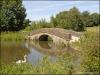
(80, 27, 99, 73)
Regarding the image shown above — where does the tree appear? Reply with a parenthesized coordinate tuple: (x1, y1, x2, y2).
(55, 11, 72, 29)
(81, 11, 94, 27)
(0, 0, 27, 31)
(50, 7, 85, 31)
(69, 7, 85, 31)
(23, 19, 31, 28)
(50, 16, 58, 27)
(90, 13, 99, 26)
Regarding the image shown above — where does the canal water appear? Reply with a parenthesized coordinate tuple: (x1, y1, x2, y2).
(1, 40, 79, 65)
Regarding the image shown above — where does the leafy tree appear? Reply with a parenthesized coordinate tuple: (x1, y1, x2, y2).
(51, 16, 58, 27)
(81, 11, 94, 27)
(23, 19, 31, 28)
(69, 7, 85, 31)
(72, 15, 85, 31)
(24, 6, 99, 31)
(90, 13, 99, 26)
(81, 11, 100, 27)
(50, 7, 85, 31)
(56, 11, 72, 29)
(0, 0, 27, 31)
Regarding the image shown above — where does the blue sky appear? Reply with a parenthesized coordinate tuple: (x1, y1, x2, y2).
(23, 1, 99, 22)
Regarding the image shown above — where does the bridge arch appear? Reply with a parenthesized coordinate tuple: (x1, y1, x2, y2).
(27, 28, 81, 46)
(28, 33, 68, 46)
(39, 34, 53, 41)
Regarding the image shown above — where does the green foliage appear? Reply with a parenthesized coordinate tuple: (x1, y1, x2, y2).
(50, 7, 99, 31)
(90, 13, 100, 26)
(81, 11, 93, 27)
(23, 19, 31, 28)
(51, 7, 85, 31)
(0, 54, 74, 74)
(51, 11, 73, 29)
(0, 32, 26, 41)
(0, 0, 28, 31)
(24, 19, 53, 31)
(80, 27, 99, 73)
(81, 11, 100, 27)
(0, 63, 34, 74)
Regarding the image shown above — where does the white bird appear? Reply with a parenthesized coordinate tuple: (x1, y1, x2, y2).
(16, 55, 27, 64)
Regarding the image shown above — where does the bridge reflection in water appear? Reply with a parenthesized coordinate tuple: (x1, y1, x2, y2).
(1, 40, 79, 65)
(25, 40, 79, 65)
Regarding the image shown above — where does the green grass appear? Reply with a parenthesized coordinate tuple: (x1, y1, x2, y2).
(0, 32, 26, 41)
(0, 55, 74, 74)
(71, 26, 99, 50)
(80, 26, 99, 72)
(68, 26, 99, 74)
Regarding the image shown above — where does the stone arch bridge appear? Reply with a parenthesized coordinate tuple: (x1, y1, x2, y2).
(26, 28, 81, 46)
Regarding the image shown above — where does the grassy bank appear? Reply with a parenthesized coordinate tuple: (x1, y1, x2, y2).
(1, 63, 71, 74)
(80, 26, 99, 72)
(72, 26, 99, 73)
(0, 32, 26, 41)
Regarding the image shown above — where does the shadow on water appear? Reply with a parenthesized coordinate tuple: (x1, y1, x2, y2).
(1, 40, 80, 65)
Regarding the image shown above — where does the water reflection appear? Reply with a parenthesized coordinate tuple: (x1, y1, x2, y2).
(1, 40, 78, 65)
(25, 41, 57, 64)
(38, 41, 51, 49)
(1, 41, 30, 64)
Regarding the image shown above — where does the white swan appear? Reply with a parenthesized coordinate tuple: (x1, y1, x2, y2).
(16, 55, 27, 64)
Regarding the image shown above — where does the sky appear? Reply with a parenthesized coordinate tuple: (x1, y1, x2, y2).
(23, 1, 99, 22)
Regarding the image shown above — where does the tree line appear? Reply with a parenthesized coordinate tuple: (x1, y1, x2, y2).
(50, 7, 100, 31)
(0, 0, 99, 32)
(25, 7, 100, 32)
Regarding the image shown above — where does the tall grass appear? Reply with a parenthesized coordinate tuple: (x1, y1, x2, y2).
(0, 32, 26, 41)
(66, 26, 99, 74)
(80, 26, 99, 73)
(0, 55, 75, 74)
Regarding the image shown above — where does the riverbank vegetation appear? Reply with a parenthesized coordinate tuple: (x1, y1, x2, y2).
(0, 32, 26, 41)
(80, 26, 99, 72)
(1, 26, 99, 74)
(0, 0, 99, 74)
(0, 53, 75, 74)
(71, 26, 99, 73)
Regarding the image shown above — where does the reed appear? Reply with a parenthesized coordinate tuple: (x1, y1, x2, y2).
(0, 55, 74, 74)
(1, 32, 26, 41)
